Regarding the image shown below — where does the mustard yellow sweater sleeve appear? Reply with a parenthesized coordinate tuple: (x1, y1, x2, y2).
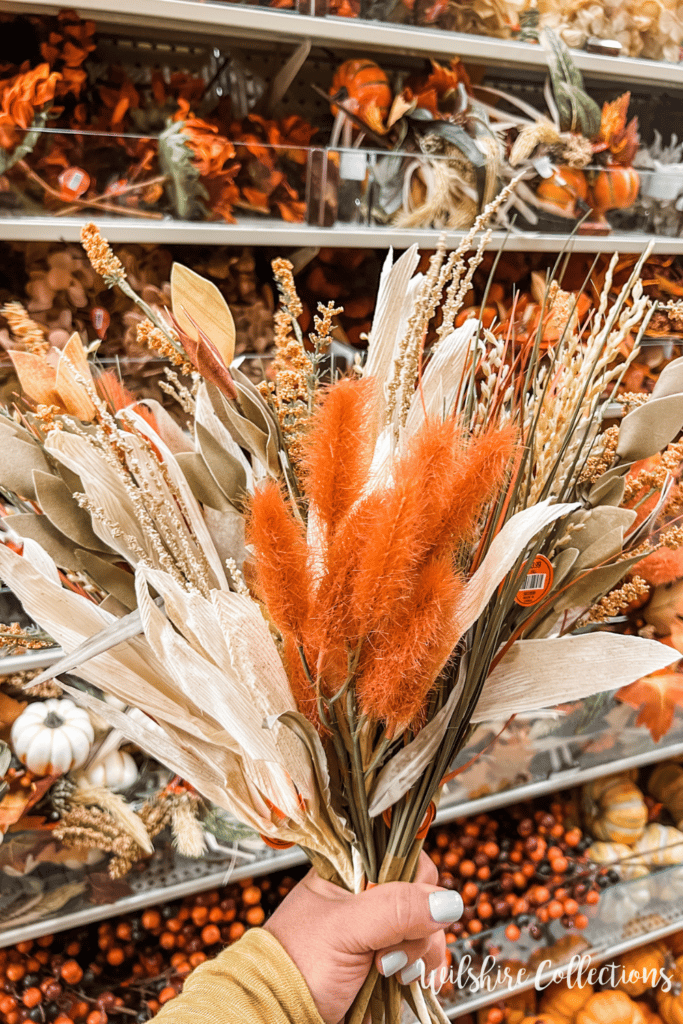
(153, 928, 325, 1024)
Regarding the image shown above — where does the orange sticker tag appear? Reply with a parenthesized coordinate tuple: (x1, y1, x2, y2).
(59, 167, 90, 199)
(91, 307, 110, 339)
(105, 179, 128, 197)
(515, 554, 554, 607)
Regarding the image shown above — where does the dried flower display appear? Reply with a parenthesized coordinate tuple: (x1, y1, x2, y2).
(0, 211, 679, 1023)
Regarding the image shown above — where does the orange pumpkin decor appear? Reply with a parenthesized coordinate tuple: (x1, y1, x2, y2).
(541, 978, 594, 1022)
(649, 762, 683, 829)
(589, 166, 640, 219)
(577, 991, 646, 1024)
(505, 990, 539, 1024)
(330, 59, 392, 127)
(635, 1004, 665, 1024)
(535, 167, 589, 218)
(613, 942, 668, 997)
(657, 954, 683, 1024)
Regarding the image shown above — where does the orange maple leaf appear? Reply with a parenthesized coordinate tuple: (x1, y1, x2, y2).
(617, 667, 683, 741)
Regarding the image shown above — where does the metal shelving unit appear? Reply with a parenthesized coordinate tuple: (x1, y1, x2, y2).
(1, 217, 681, 252)
(7, 0, 683, 88)
(0, 845, 307, 949)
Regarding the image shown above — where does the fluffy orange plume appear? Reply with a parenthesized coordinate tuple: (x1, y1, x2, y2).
(347, 420, 515, 639)
(637, 547, 683, 587)
(247, 481, 310, 639)
(305, 503, 369, 694)
(405, 421, 517, 559)
(300, 377, 376, 537)
(347, 474, 426, 640)
(282, 633, 318, 724)
(356, 554, 463, 726)
(96, 371, 157, 432)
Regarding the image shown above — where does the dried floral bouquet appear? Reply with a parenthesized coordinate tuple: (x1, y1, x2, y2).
(0, 209, 680, 1023)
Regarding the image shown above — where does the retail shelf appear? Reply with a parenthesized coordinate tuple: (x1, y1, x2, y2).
(0, 649, 64, 674)
(6, 0, 683, 88)
(443, 867, 683, 1017)
(1, 216, 683, 252)
(435, 737, 683, 825)
(0, 844, 307, 948)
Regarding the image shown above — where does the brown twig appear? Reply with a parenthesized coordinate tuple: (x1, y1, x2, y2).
(17, 160, 164, 220)
(57, 174, 168, 216)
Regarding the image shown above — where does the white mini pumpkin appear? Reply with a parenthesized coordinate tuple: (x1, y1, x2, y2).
(11, 698, 94, 775)
(80, 750, 138, 792)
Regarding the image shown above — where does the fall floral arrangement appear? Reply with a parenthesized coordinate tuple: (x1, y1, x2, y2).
(0, 203, 681, 1021)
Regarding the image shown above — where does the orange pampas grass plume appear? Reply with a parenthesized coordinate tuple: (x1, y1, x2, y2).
(282, 633, 318, 724)
(402, 419, 517, 560)
(356, 555, 463, 726)
(96, 371, 158, 432)
(247, 481, 311, 640)
(300, 377, 376, 537)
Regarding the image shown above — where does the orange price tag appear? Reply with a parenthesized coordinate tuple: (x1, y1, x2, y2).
(58, 167, 90, 199)
(91, 307, 110, 340)
(105, 179, 128, 197)
(514, 554, 554, 607)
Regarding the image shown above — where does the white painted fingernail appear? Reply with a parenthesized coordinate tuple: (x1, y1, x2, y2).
(429, 891, 464, 924)
(381, 950, 408, 977)
(400, 959, 425, 986)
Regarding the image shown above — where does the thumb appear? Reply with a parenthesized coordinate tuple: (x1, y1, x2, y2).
(332, 882, 464, 954)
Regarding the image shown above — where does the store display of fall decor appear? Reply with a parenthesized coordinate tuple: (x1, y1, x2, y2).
(0, 9, 666, 234)
(0, 200, 680, 1024)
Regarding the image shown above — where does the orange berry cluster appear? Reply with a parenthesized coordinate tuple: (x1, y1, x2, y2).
(0, 875, 297, 1024)
(426, 803, 601, 943)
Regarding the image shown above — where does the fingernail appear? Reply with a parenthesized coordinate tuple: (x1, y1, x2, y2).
(381, 951, 408, 977)
(400, 959, 425, 986)
(429, 890, 464, 924)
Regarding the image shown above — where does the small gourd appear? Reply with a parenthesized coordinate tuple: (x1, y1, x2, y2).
(668, 933, 683, 957)
(541, 978, 594, 1021)
(505, 991, 538, 1024)
(10, 698, 94, 775)
(583, 773, 648, 845)
(649, 763, 683, 830)
(587, 842, 649, 880)
(633, 823, 683, 867)
(635, 1005, 664, 1024)
(590, 166, 639, 216)
(79, 750, 138, 792)
(577, 992, 646, 1024)
(613, 942, 667, 996)
(657, 955, 683, 1024)
(535, 167, 589, 218)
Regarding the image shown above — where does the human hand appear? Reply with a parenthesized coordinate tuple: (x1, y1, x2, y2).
(263, 852, 463, 1024)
